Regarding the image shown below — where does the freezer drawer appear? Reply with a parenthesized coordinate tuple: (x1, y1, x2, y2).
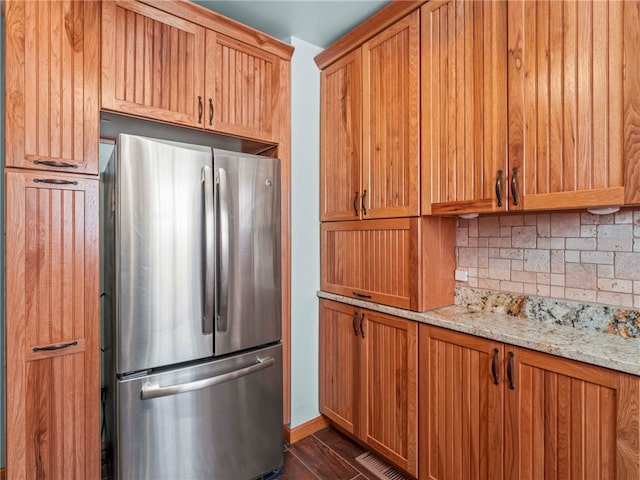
(116, 344, 283, 480)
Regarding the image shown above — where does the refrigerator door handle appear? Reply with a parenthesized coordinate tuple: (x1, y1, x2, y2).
(216, 168, 230, 333)
(202, 166, 214, 335)
(140, 356, 275, 400)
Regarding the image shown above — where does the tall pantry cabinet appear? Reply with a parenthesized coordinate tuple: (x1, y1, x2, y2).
(5, 1, 101, 479)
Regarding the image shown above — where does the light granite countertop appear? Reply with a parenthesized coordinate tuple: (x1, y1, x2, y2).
(318, 291, 640, 376)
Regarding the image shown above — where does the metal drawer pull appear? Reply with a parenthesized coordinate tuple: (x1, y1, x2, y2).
(511, 167, 519, 206)
(33, 160, 78, 169)
(352, 311, 359, 337)
(33, 340, 78, 352)
(359, 313, 365, 338)
(361, 189, 368, 215)
(141, 356, 275, 400)
(507, 351, 515, 389)
(495, 170, 504, 207)
(353, 191, 359, 216)
(33, 178, 78, 185)
(198, 96, 203, 123)
(491, 348, 499, 385)
(209, 98, 214, 125)
(353, 291, 372, 299)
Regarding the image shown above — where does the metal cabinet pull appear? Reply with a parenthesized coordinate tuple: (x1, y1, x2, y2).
(491, 348, 500, 385)
(359, 313, 365, 338)
(197, 96, 203, 123)
(507, 351, 515, 389)
(352, 291, 372, 299)
(353, 191, 359, 216)
(209, 98, 214, 126)
(201, 166, 214, 335)
(33, 178, 78, 185)
(352, 311, 359, 337)
(361, 189, 368, 215)
(33, 160, 78, 169)
(33, 340, 78, 352)
(495, 170, 504, 207)
(510, 167, 519, 206)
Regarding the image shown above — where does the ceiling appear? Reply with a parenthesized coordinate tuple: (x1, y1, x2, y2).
(193, 0, 391, 48)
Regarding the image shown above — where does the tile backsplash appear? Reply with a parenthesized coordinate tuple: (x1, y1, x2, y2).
(455, 209, 640, 309)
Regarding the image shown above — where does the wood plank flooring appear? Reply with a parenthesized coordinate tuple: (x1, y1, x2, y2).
(281, 427, 379, 480)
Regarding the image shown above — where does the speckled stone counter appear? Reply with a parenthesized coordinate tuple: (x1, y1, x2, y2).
(317, 290, 640, 376)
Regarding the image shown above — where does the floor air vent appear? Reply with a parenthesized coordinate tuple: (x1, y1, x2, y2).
(355, 452, 412, 480)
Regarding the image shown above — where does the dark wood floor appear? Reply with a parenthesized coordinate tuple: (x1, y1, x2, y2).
(281, 427, 379, 480)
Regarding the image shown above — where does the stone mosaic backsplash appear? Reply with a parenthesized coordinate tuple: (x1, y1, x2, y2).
(455, 286, 640, 339)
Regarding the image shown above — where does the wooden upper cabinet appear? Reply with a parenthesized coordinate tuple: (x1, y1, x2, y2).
(422, 0, 508, 215)
(101, 0, 205, 128)
(320, 50, 362, 222)
(508, 0, 640, 210)
(5, 171, 100, 480)
(205, 32, 280, 142)
(362, 10, 420, 219)
(504, 347, 640, 479)
(5, 0, 100, 175)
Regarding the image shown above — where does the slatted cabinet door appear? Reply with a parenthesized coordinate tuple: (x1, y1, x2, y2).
(318, 299, 360, 436)
(362, 10, 420, 219)
(101, 0, 205, 128)
(320, 50, 362, 221)
(206, 33, 281, 142)
(361, 311, 418, 477)
(504, 347, 640, 479)
(419, 326, 504, 480)
(5, 171, 100, 480)
(5, 0, 100, 175)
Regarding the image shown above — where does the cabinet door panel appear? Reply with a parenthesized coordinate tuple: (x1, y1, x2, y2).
(6, 171, 100, 480)
(101, 0, 205, 127)
(5, 0, 99, 174)
(320, 50, 362, 221)
(422, 0, 507, 215)
(362, 11, 420, 218)
(362, 311, 418, 477)
(504, 347, 640, 479)
(419, 326, 504, 480)
(319, 299, 359, 436)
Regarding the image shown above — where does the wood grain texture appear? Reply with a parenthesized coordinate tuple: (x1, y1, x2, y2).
(5, 170, 100, 480)
(284, 416, 331, 445)
(362, 10, 420, 219)
(319, 50, 362, 222)
(624, 0, 640, 204)
(504, 347, 640, 479)
(287, 435, 360, 480)
(422, 0, 507, 215)
(101, 0, 205, 127)
(5, 0, 100, 175)
(361, 311, 418, 477)
(419, 325, 504, 480)
(207, 33, 280, 142)
(508, 0, 629, 211)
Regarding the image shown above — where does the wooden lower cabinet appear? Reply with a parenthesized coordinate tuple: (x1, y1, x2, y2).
(419, 325, 640, 480)
(5, 171, 100, 479)
(319, 299, 418, 477)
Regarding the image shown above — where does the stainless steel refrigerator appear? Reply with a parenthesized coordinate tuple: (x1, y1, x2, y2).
(103, 133, 283, 480)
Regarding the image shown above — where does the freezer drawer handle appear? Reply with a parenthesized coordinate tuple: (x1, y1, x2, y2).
(33, 340, 78, 352)
(140, 356, 275, 400)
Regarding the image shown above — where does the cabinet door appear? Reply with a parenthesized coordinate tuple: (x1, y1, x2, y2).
(362, 11, 420, 218)
(507, 0, 640, 210)
(318, 299, 360, 436)
(504, 347, 640, 479)
(421, 0, 507, 215)
(5, 0, 99, 174)
(101, 0, 205, 128)
(361, 310, 418, 477)
(5, 171, 100, 480)
(320, 50, 362, 222)
(419, 326, 504, 480)
(205, 32, 280, 142)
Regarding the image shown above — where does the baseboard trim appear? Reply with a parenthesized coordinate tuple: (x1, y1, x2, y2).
(284, 415, 330, 444)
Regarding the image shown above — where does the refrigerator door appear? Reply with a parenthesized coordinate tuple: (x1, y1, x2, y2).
(213, 149, 281, 355)
(116, 344, 283, 480)
(116, 134, 215, 374)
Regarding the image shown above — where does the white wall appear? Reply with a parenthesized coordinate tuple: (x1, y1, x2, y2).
(288, 36, 323, 428)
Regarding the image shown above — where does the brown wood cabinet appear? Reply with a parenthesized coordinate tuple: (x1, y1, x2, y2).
(319, 299, 418, 477)
(5, 171, 100, 480)
(419, 325, 640, 479)
(102, 0, 287, 143)
(319, 10, 420, 221)
(320, 217, 456, 311)
(5, 0, 100, 175)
